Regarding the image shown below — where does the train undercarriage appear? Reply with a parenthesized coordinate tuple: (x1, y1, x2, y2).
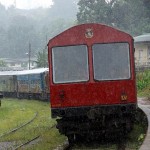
(54, 104, 136, 144)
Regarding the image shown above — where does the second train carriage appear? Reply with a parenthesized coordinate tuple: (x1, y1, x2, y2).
(0, 75, 17, 98)
(0, 68, 50, 100)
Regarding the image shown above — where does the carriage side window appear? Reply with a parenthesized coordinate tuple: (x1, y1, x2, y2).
(52, 45, 89, 83)
(139, 49, 143, 61)
(92, 43, 130, 80)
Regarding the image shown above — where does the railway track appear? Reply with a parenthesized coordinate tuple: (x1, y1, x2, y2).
(14, 135, 40, 150)
(0, 123, 56, 150)
(0, 110, 56, 150)
(0, 112, 38, 150)
(13, 124, 56, 150)
(0, 112, 38, 138)
(14, 124, 56, 150)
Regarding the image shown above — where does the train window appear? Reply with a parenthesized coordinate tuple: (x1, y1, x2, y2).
(52, 45, 89, 83)
(92, 43, 130, 81)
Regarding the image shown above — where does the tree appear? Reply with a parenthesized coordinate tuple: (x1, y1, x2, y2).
(77, 0, 150, 35)
(139, 0, 150, 19)
(0, 60, 7, 67)
(0, 2, 79, 59)
(35, 50, 48, 68)
(77, 0, 115, 25)
(112, 0, 150, 35)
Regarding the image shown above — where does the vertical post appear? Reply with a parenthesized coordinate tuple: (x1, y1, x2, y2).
(28, 74, 31, 99)
(28, 43, 31, 99)
(43, 48, 45, 68)
(43, 35, 47, 68)
(29, 42, 31, 70)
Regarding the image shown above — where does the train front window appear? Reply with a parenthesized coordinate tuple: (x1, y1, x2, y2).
(93, 43, 130, 81)
(52, 45, 89, 83)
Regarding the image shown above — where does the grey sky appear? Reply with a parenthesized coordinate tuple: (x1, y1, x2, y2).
(0, 0, 53, 9)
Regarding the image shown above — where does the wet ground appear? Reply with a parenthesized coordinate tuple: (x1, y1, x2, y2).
(138, 97, 150, 105)
(0, 142, 14, 150)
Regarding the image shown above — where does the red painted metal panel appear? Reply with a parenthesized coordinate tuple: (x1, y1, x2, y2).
(50, 81, 136, 108)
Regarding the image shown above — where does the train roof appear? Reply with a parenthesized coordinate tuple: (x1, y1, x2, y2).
(0, 68, 49, 76)
(48, 23, 133, 47)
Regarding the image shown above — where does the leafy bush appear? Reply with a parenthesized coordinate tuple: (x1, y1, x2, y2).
(136, 70, 150, 91)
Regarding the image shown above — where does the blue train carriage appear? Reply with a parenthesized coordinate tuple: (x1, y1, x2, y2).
(17, 68, 49, 100)
(0, 71, 17, 98)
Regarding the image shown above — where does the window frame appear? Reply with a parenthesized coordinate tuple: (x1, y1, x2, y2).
(92, 42, 131, 81)
(51, 44, 90, 84)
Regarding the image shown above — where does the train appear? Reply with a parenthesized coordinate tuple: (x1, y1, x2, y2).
(0, 68, 49, 100)
(47, 23, 137, 143)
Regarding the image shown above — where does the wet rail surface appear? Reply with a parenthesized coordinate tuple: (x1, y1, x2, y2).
(138, 98, 150, 150)
(0, 112, 38, 150)
(14, 124, 56, 150)
(0, 112, 55, 150)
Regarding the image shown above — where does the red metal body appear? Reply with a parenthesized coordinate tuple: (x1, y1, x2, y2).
(48, 23, 137, 110)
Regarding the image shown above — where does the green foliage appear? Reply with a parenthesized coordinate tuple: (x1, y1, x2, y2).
(77, 0, 150, 35)
(136, 70, 150, 90)
(35, 50, 48, 68)
(77, 0, 113, 25)
(0, 60, 7, 67)
(138, 134, 145, 143)
(127, 124, 146, 149)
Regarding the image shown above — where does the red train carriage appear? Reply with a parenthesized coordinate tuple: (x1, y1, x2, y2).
(47, 23, 137, 143)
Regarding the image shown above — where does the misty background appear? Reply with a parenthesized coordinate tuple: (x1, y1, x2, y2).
(0, 0, 150, 60)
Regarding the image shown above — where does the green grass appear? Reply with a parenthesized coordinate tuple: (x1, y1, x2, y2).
(0, 94, 148, 149)
(0, 98, 66, 149)
(136, 70, 150, 98)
